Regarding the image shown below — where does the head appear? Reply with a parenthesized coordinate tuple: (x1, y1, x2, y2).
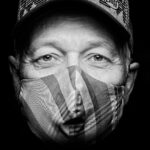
(9, 0, 139, 146)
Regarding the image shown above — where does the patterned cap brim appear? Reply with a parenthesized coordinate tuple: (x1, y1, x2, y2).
(13, 0, 130, 41)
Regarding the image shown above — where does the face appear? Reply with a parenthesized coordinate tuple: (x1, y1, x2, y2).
(10, 16, 139, 144)
(20, 17, 126, 85)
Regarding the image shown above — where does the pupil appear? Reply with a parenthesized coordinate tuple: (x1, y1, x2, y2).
(43, 55, 52, 61)
(94, 55, 102, 61)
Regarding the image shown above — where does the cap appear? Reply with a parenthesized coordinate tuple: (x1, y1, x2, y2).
(14, 0, 133, 49)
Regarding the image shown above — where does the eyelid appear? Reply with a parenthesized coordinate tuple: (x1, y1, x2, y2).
(34, 52, 60, 60)
(83, 46, 118, 59)
(86, 53, 112, 62)
(31, 46, 64, 59)
(31, 54, 56, 64)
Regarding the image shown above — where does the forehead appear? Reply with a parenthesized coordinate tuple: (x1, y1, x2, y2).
(26, 17, 123, 63)
(16, 13, 126, 58)
(30, 16, 118, 53)
(32, 16, 112, 37)
(31, 15, 118, 45)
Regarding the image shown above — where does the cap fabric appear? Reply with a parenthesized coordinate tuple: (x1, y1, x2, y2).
(16, 0, 131, 37)
(18, 0, 130, 33)
(14, 0, 133, 53)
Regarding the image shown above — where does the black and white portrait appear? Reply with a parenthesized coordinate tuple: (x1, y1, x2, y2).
(2, 0, 149, 149)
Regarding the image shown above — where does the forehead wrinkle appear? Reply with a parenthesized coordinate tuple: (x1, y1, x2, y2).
(31, 41, 67, 55)
(27, 18, 120, 57)
(28, 39, 119, 58)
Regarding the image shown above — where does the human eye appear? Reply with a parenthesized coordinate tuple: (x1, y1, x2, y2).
(86, 53, 112, 68)
(32, 53, 62, 68)
(37, 54, 53, 62)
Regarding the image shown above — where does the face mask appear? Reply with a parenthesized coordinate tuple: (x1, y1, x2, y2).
(19, 66, 125, 144)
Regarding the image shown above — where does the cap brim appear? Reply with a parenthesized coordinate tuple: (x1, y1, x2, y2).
(13, 0, 130, 40)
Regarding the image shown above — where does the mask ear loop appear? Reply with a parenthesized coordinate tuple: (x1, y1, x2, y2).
(109, 61, 128, 127)
(120, 54, 132, 108)
(115, 57, 133, 117)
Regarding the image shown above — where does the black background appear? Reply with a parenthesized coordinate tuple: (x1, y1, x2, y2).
(1, 0, 150, 149)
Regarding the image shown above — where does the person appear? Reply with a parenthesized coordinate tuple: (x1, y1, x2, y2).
(8, 0, 139, 147)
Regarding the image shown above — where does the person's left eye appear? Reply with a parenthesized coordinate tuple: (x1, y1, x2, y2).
(85, 53, 112, 68)
(88, 54, 110, 62)
(90, 54, 105, 62)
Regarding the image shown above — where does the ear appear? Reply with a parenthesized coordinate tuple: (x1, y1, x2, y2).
(8, 56, 21, 96)
(8, 56, 19, 74)
(124, 62, 140, 103)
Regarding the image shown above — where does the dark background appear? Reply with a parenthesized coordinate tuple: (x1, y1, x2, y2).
(1, 0, 149, 149)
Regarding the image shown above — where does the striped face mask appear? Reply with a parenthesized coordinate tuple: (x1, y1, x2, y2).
(19, 66, 125, 144)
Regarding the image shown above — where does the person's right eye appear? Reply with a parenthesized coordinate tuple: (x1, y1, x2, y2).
(32, 54, 62, 68)
(37, 54, 54, 62)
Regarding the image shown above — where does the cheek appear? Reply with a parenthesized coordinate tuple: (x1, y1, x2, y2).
(19, 58, 126, 85)
(20, 64, 41, 79)
(83, 65, 126, 85)
(20, 62, 65, 79)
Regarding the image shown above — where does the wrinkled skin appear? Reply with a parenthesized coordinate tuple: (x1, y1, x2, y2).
(9, 16, 139, 145)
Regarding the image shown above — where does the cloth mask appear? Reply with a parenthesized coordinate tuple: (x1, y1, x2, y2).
(19, 66, 125, 144)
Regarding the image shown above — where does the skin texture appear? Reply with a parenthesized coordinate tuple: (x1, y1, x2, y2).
(9, 16, 139, 145)
(18, 17, 128, 86)
(9, 16, 139, 110)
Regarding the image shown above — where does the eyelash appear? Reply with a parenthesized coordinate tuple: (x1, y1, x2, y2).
(87, 54, 111, 63)
(33, 54, 57, 63)
(32, 53, 112, 68)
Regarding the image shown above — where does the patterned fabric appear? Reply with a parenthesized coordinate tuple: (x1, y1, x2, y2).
(19, 66, 125, 143)
(17, 0, 131, 36)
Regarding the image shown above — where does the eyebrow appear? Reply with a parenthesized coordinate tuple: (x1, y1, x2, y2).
(81, 41, 116, 54)
(29, 42, 65, 56)
(30, 40, 118, 57)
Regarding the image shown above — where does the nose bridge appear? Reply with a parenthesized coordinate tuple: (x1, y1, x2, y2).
(68, 65, 82, 90)
(67, 52, 80, 67)
(67, 65, 84, 117)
